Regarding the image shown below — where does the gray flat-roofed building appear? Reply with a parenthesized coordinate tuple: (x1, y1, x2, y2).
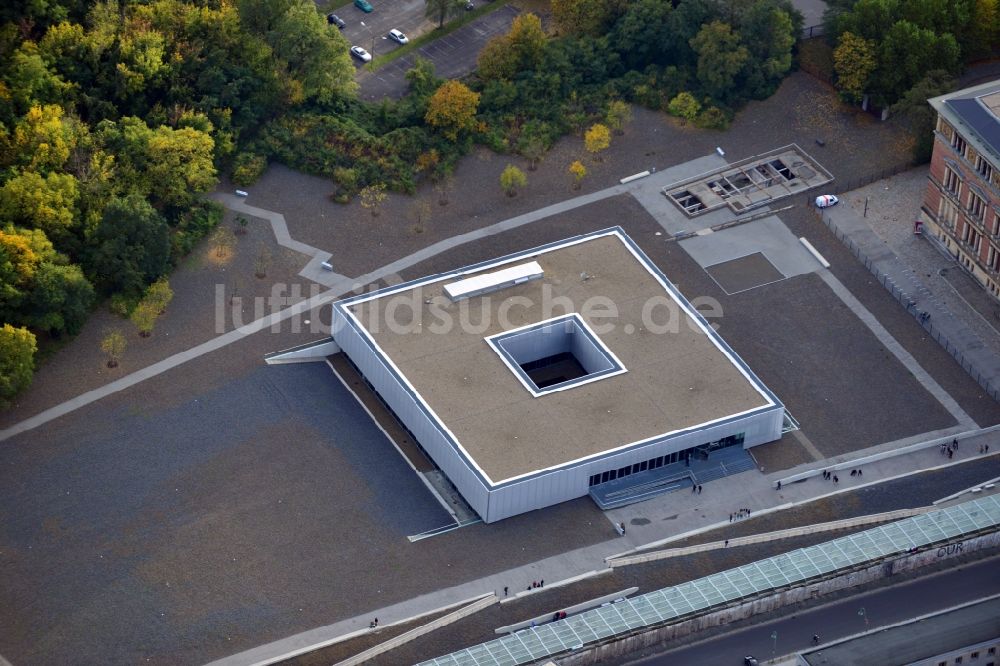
(798, 596, 1000, 666)
(331, 228, 784, 522)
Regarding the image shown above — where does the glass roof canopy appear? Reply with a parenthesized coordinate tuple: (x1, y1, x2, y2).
(418, 495, 1000, 666)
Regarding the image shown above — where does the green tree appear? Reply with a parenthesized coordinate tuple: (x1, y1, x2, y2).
(425, 80, 481, 140)
(25, 262, 95, 335)
(875, 20, 960, 105)
(425, 0, 466, 28)
(146, 126, 218, 209)
(101, 328, 126, 368)
(86, 194, 170, 295)
(272, 1, 357, 102)
(0, 323, 36, 408)
(551, 0, 621, 36)
(606, 100, 632, 135)
(584, 123, 611, 160)
(500, 164, 527, 197)
(144, 277, 174, 314)
(690, 21, 749, 102)
(891, 70, 957, 163)
(667, 92, 701, 121)
(738, 4, 795, 98)
(4, 42, 75, 113)
(609, 0, 675, 69)
(130, 300, 158, 337)
(518, 135, 546, 171)
(476, 14, 547, 81)
(834, 32, 878, 103)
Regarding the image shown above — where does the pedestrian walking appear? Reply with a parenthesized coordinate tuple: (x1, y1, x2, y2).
(833, 475, 838, 483)
(948, 449, 954, 459)
(850, 470, 856, 477)
(812, 634, 819, 645)
(777, 480, 782, 490)
(953, 438, 958, 449)
(724, 539, 729, 547)
(698, 485, 703, 494)
(858, 469, 863, 477)
(620, 522, 627, 536)
(540, 580, 544, 587)
(504, 586, 508, 596)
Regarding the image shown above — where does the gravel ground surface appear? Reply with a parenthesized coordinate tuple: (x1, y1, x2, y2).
(0, 333, 615, 665)
(0, 211, 312, 430)
(781, 203, 1000, 428)
(843, 168, 1000, 361)
(351, 457, 1000, 665)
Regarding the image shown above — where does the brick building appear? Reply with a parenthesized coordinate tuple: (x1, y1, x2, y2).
(921, 79, 1000, 300)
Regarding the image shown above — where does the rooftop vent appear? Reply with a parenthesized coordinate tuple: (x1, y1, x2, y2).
(444, 261, 543, 301)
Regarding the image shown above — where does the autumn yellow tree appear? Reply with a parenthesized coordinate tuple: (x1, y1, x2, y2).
(425, 80, 481, 140)
(833, 32, 877, 104)
(584, 123, 611, 161)
(359, 182, 388, 217)
(568, 161, 586, 189)
(500, 165, 527, 197)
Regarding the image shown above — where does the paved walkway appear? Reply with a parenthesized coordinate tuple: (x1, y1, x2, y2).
(822, 204, 1000, 401)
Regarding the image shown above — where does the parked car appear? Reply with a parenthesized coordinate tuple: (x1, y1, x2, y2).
(327, 13, 346, 28)
(387, 28, 408, 44)
(815, 194, 839, 208)
(354, 0, 373, 12)
(350, 45, 372, 62)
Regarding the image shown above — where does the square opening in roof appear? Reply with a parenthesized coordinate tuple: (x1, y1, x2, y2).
(486, 314, 626, 396)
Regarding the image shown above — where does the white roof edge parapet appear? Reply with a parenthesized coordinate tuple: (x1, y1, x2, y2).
(444, 261, 544, 301)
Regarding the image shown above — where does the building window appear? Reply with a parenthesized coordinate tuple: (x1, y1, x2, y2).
(990, 647, 997, 655)
(976, 155, 994, 181)
(993, 213, 1000, 237)
(944, 167, 962, 196)
(969, 191, 987, 221)
(962, 223, 982, 252)
(952, 132, 968, 157)
(989, 246, 1000, 273)
(940, 199, 960, 229)
(956, 657, 963, 664)
(972, 652, 979, 659)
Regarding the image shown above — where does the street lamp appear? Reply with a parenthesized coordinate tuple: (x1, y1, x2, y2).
(360, 21, 375, 69)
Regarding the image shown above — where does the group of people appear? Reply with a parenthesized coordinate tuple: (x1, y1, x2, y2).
(941, 438, 959, 459)
(729, 508, 752, 522)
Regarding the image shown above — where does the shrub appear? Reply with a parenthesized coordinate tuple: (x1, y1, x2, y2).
(231, 152, 267, 186)
(695, 106, 730, 130)
(667, 92, 701, 121)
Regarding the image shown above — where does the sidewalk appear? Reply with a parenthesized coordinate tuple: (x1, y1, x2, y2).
(821, 203, 1000, 400)
(207, 427, 1000, 666)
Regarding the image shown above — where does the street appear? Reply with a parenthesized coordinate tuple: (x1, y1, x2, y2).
(621, 554, 1000, 665)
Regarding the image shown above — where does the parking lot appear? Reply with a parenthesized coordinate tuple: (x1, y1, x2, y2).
(335, 0, 429, 64)
(357, 4, 520, 100)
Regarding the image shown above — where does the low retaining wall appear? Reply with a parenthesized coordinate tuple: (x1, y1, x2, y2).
(557, 531, 1000, 665)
